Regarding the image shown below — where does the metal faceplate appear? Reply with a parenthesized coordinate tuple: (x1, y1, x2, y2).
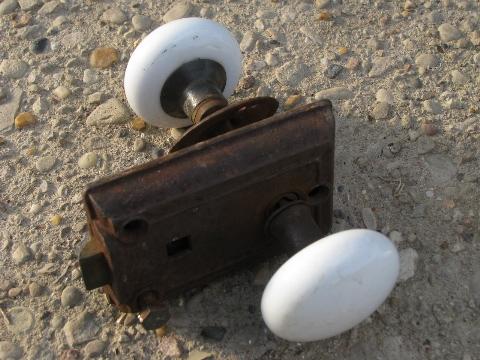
(80, 100, 335, 313)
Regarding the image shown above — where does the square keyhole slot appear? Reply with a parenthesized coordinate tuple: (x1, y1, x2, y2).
(166, 236, 191, 256)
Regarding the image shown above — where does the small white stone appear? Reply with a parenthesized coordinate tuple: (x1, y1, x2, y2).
(133, 138, 145, 152)
(423, 99, 443, 114)
(0, 0, 18, 15)
(32, 97, 48, 114)
(240, 31, 257, 52)
(376, 89, 394, 104)
(451, 70, 468, 85)
(265, 52, 279, 67)
(0, 59, 28, 79)
(474, 53, 480, 65)
(415, 53, 439, 69)
(18, 0, 41, 10)
(87, 92, 103, 105)
(132, 14, 151, 31)
(0, 341, 23, 359)
(362, 208, 377, 230)
(398, 248, 419, 282)
(38, 1, 59, 15)
(315, 87, 354, 101)
(86, 98, 130, 126)
(371, 102, 391, 120)
(36, 156, 56, 173)
(12, 243, 32, 265)
(53, 85, 71, 99)
(163, 1, 192, 23)
(78, 152, 98, 169)
(83, 69, 98, 84)
(438, 23, 462, 42)
(102, 7, 127, 24)
(61, 286, 83, 308)
(389, 230, 404, 245)
(29, 203, 42, 215)
(51, 15, 67, 28)
(7, 307, 34, 334)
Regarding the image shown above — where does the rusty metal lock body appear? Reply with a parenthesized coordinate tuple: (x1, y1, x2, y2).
(79, 98, 335, 322)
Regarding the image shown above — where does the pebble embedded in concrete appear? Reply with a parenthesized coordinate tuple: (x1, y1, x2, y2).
(35, 156, 56, 173)
(78, 152, 98, 169)
(86, 98, 130, 126)
(102, 7, 127, 24)
(0, 59, 28, 79)
(163, 1, 192, 23)
(438, 23, 462, 42)
(63, 311, 99, 347)
(61, 286, 83, 308)
(89, 48, 118, 69)
(132, 15, 151, 31)
(398, 248, 419, 282)
(315, 87, 353, 101)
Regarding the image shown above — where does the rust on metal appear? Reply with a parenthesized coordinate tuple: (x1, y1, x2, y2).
(79, 99, 335, 314)
(171, 97, 279, 152)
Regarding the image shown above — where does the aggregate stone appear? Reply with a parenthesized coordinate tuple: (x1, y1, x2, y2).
(38, 1, 59, 15)
(451, 70, 468, 85)
(84, 340, 106, 358)
(102, 7, 126, 24)
(86, 98, 130, 126)
(424, 154, 457, 185)
(53, 85, 71, 99)
(163, 1, 192, 23)
(371, 102, 391, 120)
(0, 0, 18, 15)
(376, 89, 394, 104)
(89, 47, 118, 69)
(132, 14, 151, 31)
(275, 62, 309, 87)
(7, 307, 35, 334)
(28, 282, 42, 297)
(0, 341, 23, 360)
(438, 23, 462, 42)
(0, 59, 28, 79)
(35, 156, 56, 172)
(324, 63, 343, 79)
(63, 311, 99, 347)
(12, 243, 31, 264)
(78, 152, 97, 169)
(240, 31, 256, 52)
(18, 0, 41, 10)
(398, 248, 418, 282)
(61, 286, 83, 307)
(417, 136, 435, 155)
(0, 89, 22, 131)
(314, 87, 353, 101)
(362, 208, 377, 230)
(422, 99, 442, 114)
(369, 56, 394, 77)
(415, 53, 439, 69)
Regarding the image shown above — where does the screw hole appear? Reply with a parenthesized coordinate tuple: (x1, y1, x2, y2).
(308, 185, 330, 200)
(166, 236, 191, 257)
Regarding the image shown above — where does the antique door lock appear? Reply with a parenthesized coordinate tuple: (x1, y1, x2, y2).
(79, 18, 399, 342)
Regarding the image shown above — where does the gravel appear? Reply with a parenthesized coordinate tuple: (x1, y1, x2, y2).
(60, 286, 83, 308)
(0, 1, 478, 359)
(86, 98, 130, 126)
(63, 311, 99, 347)
(0, 59, 28, 79)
